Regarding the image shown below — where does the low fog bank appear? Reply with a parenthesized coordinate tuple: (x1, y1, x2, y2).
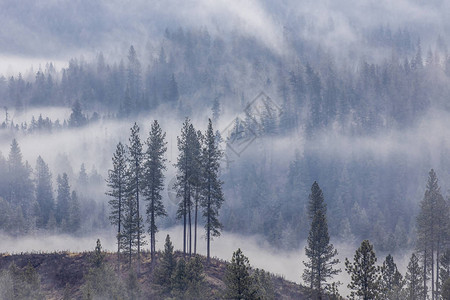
(0, 227, 412, 297)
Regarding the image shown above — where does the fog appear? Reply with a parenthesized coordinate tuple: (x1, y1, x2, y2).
(1, 0, 449, 296)
(0, 226, 412, 297)
(2, 0, 450, 67)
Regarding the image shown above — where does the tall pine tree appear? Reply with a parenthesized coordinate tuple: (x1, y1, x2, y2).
(200, 119, 224, 262)
(143, 120, 168, 263)
(345, 240, 381, 300)
(175, 118, 199, 256)
(106, 142, 128, 269)
(35, 156, 54, 228)
(55, 173, 71, 229)
(127, 123, 145, 271)
(302, 181, 340, 299)
(405, 253, 425, 300)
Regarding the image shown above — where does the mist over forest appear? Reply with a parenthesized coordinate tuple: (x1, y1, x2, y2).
(1, 0, 450, 299)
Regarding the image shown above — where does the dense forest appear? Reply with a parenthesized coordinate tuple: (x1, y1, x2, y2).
(1, 0, 450, 298)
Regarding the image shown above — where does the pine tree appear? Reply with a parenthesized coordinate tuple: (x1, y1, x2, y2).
(440, 249, 450, 296)
(7, 139, 34, 218)
(106, 142, 128, 269)
(345, 240, 381, 300)
(68, 100, 87, 127)
(405, 253, 425, 300)
(69, 191, 81, 232)
(35, 156, 54, 228)
(120, 194, 145, 268)
(303, 182, 340, 300)
(171, 259, 188, 298)
(175, 118, 199, 256)
(308, 181, 326, 220)
(127, 122, 145, 271)
(155, 235, 176, 293)
(416, 169, 449, 299)
(193, 129, 203, 255)
(200, 119, 224, 262)
(380, 254, 403, 299)
(56, 173, 71, 228)
(127, 45, 142, 113)
(224, 248, 256, 300)
(143, 120, 167, 263)
(185, 255, 205, 298)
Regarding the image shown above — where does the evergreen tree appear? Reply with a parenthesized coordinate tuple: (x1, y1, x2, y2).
(82, 239, 124, 300)
(308, 181, 326, 220)
(345, 240, 381, 300)
(143, 120, 167, 263)
(193, 129, 203, 255)
(171, 258, 188, 298)
(443, 278, 450, 300)
(55, 173, 71, 228)
(120, 194, 145, 269)
(106, 142, 128, 269)
(35, 156, 54, 228)
(127, 122, 145, 271)
(155, 235, 176, 293)
(185, 255, 205, 298)
(405, 253, 425, 300)
(252, 268, 275, 300)
(440, 249, 450, 296)
(200, 119, 224, 262)
(69, 191, 81, 232)
(127, 45, 142, 113)
(224, 248, 256, 300)
(416, 169, 449, 299)
(175, 118, 199, 256)
(7, 139, 34, 218)
(302, 181, 340, 300)
(380, 254, 403, 299)
(68, 100, 87, 127)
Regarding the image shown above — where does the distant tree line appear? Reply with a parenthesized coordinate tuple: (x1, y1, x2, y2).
(0, 139, 108, 235)
(1, 26, 449, 136)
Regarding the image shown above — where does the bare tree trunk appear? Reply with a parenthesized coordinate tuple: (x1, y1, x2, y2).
(136, 174, 140, 274)
(424, 250, 427, 300)
(188, 189, 192, 257)
(194, 196, 198, 255)
(432, 245, 434, 300)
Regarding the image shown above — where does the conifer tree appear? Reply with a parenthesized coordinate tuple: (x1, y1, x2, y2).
(35, 156, 54, 228)
(106, 142, 128, 269)
(380, 254, 403, 299)
(405, 253, 425, 300)
(143, 120, 167, 263)
(171, 259, 188, 298)
(416, 169, 449, 299)
(193, 129, 203, 255)
(120, 194, 145, 268)
(7, 139, 34, 217)
(69, 191, 81, 232)
(200, 119, 224, 262)
(56, 173, 71, 227)
(155, 235, 176, 293)
(175, 118, 199, 256)
(127, 122, 145, 271)
(303, 182, 340, 300)
(441, 250, 450, 291)
(345, 240, 381, 300)
(68, 100, 87, 127)
(224, 248, 255, 300)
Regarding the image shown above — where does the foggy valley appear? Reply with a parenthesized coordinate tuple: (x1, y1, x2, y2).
(1, 0, 450, 299)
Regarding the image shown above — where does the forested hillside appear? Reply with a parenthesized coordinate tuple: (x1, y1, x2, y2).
(1, 0, 450, 298)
